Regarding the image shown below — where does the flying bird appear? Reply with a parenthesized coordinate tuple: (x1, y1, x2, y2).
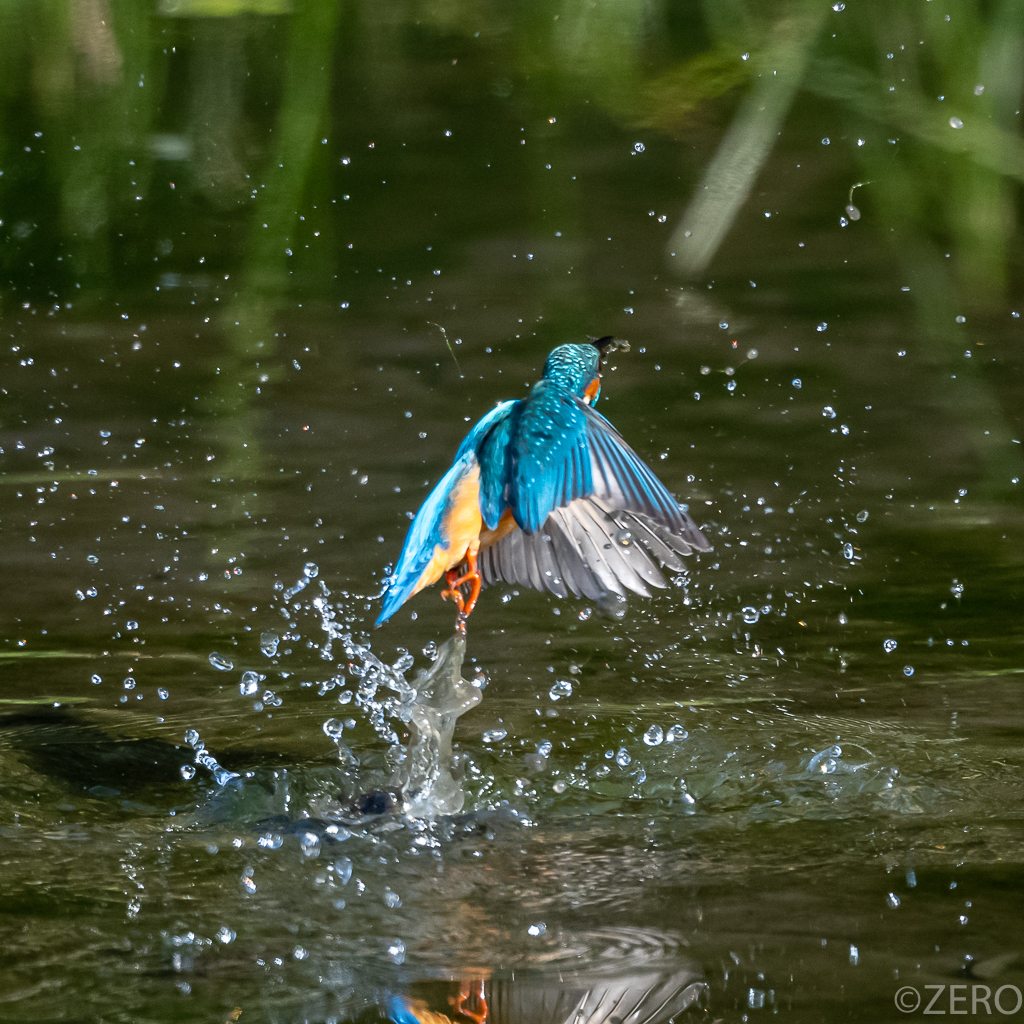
(377, 337, 709, 631)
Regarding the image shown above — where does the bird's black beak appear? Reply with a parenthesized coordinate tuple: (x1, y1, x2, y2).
(588, 335, 630, 367)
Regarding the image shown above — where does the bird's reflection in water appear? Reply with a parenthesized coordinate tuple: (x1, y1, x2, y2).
(365, 960, 707, 1024)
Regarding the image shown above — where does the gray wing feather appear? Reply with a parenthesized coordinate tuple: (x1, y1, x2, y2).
(480, 496, 701, 600)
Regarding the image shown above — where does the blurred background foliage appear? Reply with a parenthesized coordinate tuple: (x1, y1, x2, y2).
(0, 0, 1022, 485)
(1, 0, 1021, 306)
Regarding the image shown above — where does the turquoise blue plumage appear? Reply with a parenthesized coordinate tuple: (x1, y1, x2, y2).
(376, 338, 709, 627)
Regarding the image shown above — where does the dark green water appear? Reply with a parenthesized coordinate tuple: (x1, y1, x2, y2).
(2, 1, 1024, 1021)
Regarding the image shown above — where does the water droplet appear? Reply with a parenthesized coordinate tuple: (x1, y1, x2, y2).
(158, 688, 169, 700)
(260, 632, 280, 657)
(323, 718, 345, 739)
(883, 638, 898, 653)
(614, 528, 633, 547)
(303, 562, 319, 578)
(548, 679, 573, 701)
(87, 554, 99, 564)
(257, 832, 283, 849)
(951, 579, 964, 598)
(838, 612, 848, 625)
(293, 945, 308, 960)
(384, 889, 401, 908)
(615, 747, 632, 767)
(816, 322, 828, 332)
(666, 724, 688, 743)
(950, 116, 963, 129)
(578, 607, 593, 620)
(217, 927, 236, 944)
(483, 728, 507, 743)
(839, 216, 849, 227)
(791, 378, 802, 388)
(843, 542, 854, 560)
(849, 944, 858, 965)
(633, 142, 645, 153)
(887, 892, 901, 908)
(748, 989, 766, 1010)
(335, 857, 353, 885)
(903, 665, 914, 677)
(741, 606, 760, 624)
(822, 405, 836, 419)
(553, 780, 566, 793)
(180, 765, 196, 780)
(298, 832, 321, 858)
(422, 640, 438, 660)
(243, 876, 257, 894)
(239, 671, 260, 696)
(832, 1, 845, 8)
(387, 939, 406, 964)
(643, 724, 664, 746)
(91, 674, 102, 685)
(527, 922, 547, 936)
(209, 652, 233, 671)
(974, 84, 985, 96)
(845, 204, 860, 220)
(123, 677, 135, 690)
(856, 510, 869, 522)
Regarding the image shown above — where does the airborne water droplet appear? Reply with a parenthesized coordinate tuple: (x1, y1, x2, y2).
(239, 671, 260, 696)
(643, 724, 664, 746)
(209, 652, 233, 671)
(548, 679, 573, 701)
(335, 857, 353, 884)
(260, 632, 280, 657)
(298, 832, 321, 858)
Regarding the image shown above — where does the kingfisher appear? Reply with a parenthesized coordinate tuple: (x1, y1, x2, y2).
(376, 337, 709, 631)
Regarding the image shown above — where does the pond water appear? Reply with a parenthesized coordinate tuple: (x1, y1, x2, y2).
(2, 2, 1024, 1021)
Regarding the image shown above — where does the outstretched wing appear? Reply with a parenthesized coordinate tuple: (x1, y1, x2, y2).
(376, 451, 481, 626)
(508, 379, 592, 533)
(478, 397, 709, 600)
(377, 401, 518, 626)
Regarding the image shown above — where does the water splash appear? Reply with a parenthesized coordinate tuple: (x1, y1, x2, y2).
(183, 728, 240, 786)
(397, 634, 482, 819)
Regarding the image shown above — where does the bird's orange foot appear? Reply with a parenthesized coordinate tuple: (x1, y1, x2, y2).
(440, 551, 481, 635)
(450, 980, 488, 1024)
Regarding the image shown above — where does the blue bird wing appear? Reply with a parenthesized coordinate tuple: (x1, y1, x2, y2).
(477, 396, 709, 601)
(376, 450, 478, 626)
(459, 400, 518, 530)
(510, 380, 592, 533)
(377, 401, 517, 625)
(582, 402, 688, 530)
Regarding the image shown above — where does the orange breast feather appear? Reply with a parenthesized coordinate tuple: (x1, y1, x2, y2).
(410, 463, 483, 596)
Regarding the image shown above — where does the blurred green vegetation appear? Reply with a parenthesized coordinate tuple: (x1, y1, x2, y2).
(1, 0, 1021, 490)
(1, 0, 1020, 305)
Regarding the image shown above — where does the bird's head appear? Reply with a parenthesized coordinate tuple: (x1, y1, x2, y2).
(542, 336, 629, 405)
